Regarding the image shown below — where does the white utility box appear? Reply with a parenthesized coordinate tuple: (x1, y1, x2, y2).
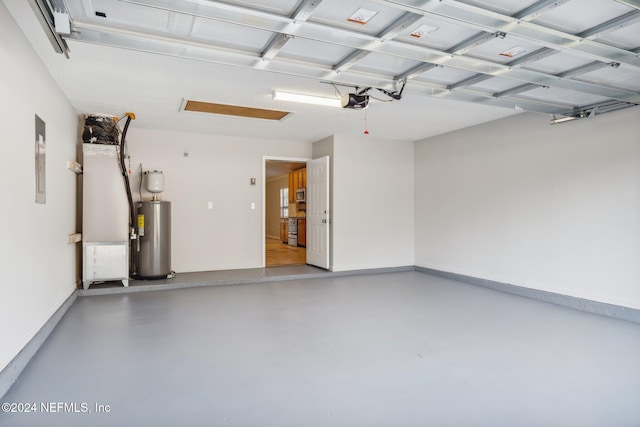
(82, 143, 129, 289)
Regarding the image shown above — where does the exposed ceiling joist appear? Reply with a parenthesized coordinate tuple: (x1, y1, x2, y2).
(446, 31, 506, 56)
(71, 15, 640, 104)
(513, 0, 573, 21)
(37, 0, 638, 123)
(577, 10, 640, 40)
(376, 0, 640, 71)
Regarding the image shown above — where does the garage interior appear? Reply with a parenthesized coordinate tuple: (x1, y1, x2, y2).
(1, 0, 640, 425)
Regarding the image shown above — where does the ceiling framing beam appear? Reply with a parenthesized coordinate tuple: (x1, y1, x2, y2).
(494, 83, 542, 98)
(394, 63, 440, 81)
(446, 31, 506, 55)
(556, 61, 620, 78)
(447, 74, 492, 90)
(613, 0, 640, 10)
(576, 10, 640, 41)
(513, 0, 573, 21)
(115, 0, 640, 102)
(374, 0, 640, 70)
(261, 34, 293, 61)
(260, 0, 323, 61)
(90, 0, 640, 103)
(506, 47, 558, 66)
(332, 12, 422, 73)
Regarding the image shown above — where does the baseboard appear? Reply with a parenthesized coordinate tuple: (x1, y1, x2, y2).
(416, 266, 640, 324)
(0, 290, 77, 400)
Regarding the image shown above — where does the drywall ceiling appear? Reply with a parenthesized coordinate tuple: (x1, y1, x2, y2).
(7, 0, 640, 142)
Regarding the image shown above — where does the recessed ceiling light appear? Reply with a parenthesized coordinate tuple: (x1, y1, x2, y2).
(273, 91, 341, 108)
(347, 8, 378, 25)
(410, 24, 439, 38)
(500, 46, 527, 58)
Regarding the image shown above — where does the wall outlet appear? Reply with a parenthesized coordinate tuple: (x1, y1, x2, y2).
(207, 202, 213, 210)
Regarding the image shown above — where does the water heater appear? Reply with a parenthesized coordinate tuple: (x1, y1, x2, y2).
(135, 169, 172, 279)
(137, 200, 171, 278)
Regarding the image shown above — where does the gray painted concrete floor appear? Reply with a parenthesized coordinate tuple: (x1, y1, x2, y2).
(2, 271, 640, 427)
(79, 265, 330, 296)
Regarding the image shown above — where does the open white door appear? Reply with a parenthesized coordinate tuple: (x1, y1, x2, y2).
(306, 156, 330, 270)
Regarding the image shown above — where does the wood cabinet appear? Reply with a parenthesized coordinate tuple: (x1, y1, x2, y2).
(288, 168, 307, 202)
(297, 218, 306, 247)
(288, 173, 295, 203)
(280, 218, 288, 243)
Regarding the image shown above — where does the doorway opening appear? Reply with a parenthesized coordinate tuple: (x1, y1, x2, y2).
(264, 158, 308, 267)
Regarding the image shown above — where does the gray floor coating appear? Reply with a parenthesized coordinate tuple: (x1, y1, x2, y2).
(2, 271, 640, 427)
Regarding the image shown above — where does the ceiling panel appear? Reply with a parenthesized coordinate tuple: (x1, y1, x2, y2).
(84, 0, 172, 31)
(413, 66, 477, 86)
(464, 37, 544, 64)
(449, 0, 541, 16)
(352, 52, 423, 76)
(277, 38, 356, 67)
(190, 17, 274, 52)
(530, 0, 634, 34)
(595, 22, 640, 50)
(395, 16, 480, 51)
(576, 67, 640, 92)
(310, 0, 409, 35)
(469, 77, 528, 94)
(521, 53, 596, 75)
(214, 0, 301, 16)
(13, 0, 640, 141)
(518, 86, 611, 107)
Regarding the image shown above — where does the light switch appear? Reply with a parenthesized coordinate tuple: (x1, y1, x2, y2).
(207, 202, 213, 209)
(251, 202, 256, 210)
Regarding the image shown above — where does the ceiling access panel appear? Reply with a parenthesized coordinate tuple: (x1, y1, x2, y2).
(529, 0, 635, 34)
(309, 0, 410, 36)
(394, 15, 480, 51)
(516, 86, 613, 107)
(448, 0, 543, 16)
(460, 36, 546, 64)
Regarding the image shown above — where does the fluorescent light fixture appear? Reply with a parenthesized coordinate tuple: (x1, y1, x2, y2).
(273, 91, 341, 108)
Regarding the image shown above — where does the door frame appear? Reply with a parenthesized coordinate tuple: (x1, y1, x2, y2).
(262, 155, 311, 268)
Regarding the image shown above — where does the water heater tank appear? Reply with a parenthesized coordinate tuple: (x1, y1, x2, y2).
(146, 171, 165, 193)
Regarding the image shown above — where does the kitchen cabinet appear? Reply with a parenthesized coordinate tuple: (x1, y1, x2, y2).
(280, 218, 288, 243)
(288, 173, 295, 203)
(298, 218, 306, 247)
(288, 168, 307, 202)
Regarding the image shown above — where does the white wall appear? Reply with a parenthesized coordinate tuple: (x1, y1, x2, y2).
(266, 175, 288, 239)
(415, 109, 640, 309)
(125, 128, 311, 272)
(330, 135, 415, 271)
(0, 2, 79, 372)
